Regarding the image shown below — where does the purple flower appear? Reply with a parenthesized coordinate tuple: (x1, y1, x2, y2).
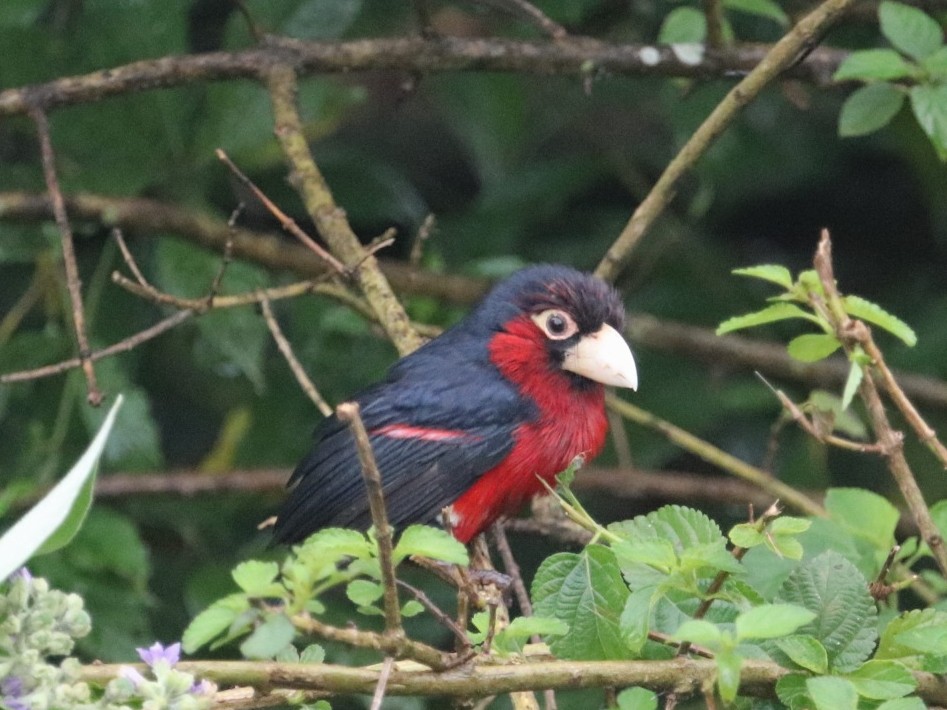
(118, 666, 147, 688)
(137, 641, 181, 667)
(1, 676, 28, 710)
(190, 679, 216, 696)
(6, 568, 31, 585)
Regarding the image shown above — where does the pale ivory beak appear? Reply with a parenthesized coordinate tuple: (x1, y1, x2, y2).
(562, 323, 638, 390)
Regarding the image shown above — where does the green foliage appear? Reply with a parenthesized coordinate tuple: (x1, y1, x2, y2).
(834, 1, 947, 157)
(183, 523, 468, 658)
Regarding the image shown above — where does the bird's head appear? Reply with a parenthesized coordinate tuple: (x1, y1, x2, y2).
(471, 265, 638, 395)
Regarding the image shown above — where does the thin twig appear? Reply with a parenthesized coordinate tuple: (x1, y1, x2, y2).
(479, 0, 568, 38)
(703, 0, 726, 49)
(216, 148, 347, 275)
(336, 402, 403, 637)
(259, 293, 333, 417)
(409, 214, 436, 268)
(492, 523, 532, 616)
(30, 106, 101, 405)
(395, 579, 468, 645)
(112, 228, 151, 287)
(370, 656, 394, 710)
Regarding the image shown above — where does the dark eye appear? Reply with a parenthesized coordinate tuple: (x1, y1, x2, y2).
(531, 309, 578, 340)
(547, 313, 567, 335)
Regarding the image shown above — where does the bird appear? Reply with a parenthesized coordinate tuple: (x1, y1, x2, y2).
(274, 264, 638, 545)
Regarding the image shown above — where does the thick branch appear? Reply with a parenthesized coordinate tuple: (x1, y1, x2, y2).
(78, 658, 947, 704)
(0, 38, 849, 116)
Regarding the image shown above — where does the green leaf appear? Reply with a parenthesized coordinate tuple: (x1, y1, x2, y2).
(775, 634, 829, 673)
(182, 594, 251, 653)
(493, 616, 569, 654)
(300, 643, 325, 663)
(532, 546, 634, 660)
(733, 264, 794, 288)
(240, 613, 297, 660)
(825, 487, 900, 552)
(845, 660, 916, 700)
(834, 49, 916, 81)
(879, 1, 944, 60)
(716, 648, 743, 704)
(838, 83, 906, 137)
(770, 517, 812, 536)
(346, 579, 383, 607)
(716, 303, 816, 336)
(894, 619, 947, 654)
(401, 600, 424, 617)
(658, 7, 706, 44)
(232, 561, 281, 597)
(616, 687, 658, 710)
(787, 333, 842, 362)
(0, 396, 123, 578)
(297, 528, 374, 560)
(878, 608, 947, 661)
(612, 539, 678, 572)
(876, 698, 927, 710)
(672, 619, 722, 647)
(841, 360, 864, 411)
(910, 84, 947, 159)
(723, 0, 789, 24)
(619, 585, 658, 653)
(922, 46, 947, 79)
(393, 525, 468, 565)
(776, 551, 877, 672)
(736, 604, 817, 640)
(806, 676, 858, 710)
(729, 523, 765, 548)
(843, 295, 917, 346)
(776, 673, 810, 708)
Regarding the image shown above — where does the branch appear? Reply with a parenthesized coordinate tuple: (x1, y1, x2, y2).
(77, 658, 947, 704)
(265, 64, 423, 355)
(595, 0, 859, 282)
(30, 107, 101, 405)
(0, 38, 849, 116)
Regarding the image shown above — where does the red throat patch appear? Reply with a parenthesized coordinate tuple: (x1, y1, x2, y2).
(449, 316, 609, 542)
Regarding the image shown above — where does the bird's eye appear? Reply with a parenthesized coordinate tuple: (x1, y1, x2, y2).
(531, 309, 578, 340)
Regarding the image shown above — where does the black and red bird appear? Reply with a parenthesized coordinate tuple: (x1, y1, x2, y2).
(274, 265, 637, 545)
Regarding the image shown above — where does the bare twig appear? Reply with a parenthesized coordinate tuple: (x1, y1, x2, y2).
(595, 0, 859, 282)
(259, 293, 333, 417)
(370, 656, 394, 710)
(336, 402, 403, 637)
(395, 579, 469, 645)
(216, 149, 347, 275)
(30, 106, 101, 405)
(409, 214, 437, 269)
(477, 0, 568, 38)
(492, 523, 532, 616)
(703, 0, 726, 49)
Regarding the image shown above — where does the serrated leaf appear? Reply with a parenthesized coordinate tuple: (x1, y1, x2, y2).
(787, 333, 842, 362)
(297, 528, 374, 560)
(532, 546, 633, 660)
(300, 643, 325, 663)
(494, 616, 569, 654)
(839, 83, 906, 137)
(612, 539, 678, 572)
(393, 525, 468, 565)
(733, 264, 794, 288)
(620, 585, 658, 653)
(879, 1, 944, 60)
(0, 396, 123, 578)
(617, 687, 658, 710)
(672, 619, 722, 647)
(876, 698, 927, 710)
(735, 604, 816, 640)
(658, 7, 706, 44)
(723, 0, 788, 23)
(769, 536, 804, 560)
(910, 84, 947, 159)
(807, 676, 858, 710)
(182, 594, 251, 653)
(346, 579, 383, 607)
(275, 644, 299, 663)
(841, 360, 864, 411)
(776, 551, 877, 672)
(834, 49, 916, 81)
(843, 295, 917, 346)
(717, 303, 816, 336)
(775, 634, 829, 673)
(825, 487, 899, 552)
(776, 673, 810, 708)
(845, 660, 916, 700)
(232, 561, 281, 597)
(894, 620, 947, 654)
(240, 613, 297, 660)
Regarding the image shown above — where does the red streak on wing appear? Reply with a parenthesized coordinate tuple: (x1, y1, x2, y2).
(450, 316, 609, 543)
(372, 424, 481, 443)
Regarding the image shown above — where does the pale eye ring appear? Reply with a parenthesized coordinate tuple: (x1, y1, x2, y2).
(531, 309, 578, 340)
